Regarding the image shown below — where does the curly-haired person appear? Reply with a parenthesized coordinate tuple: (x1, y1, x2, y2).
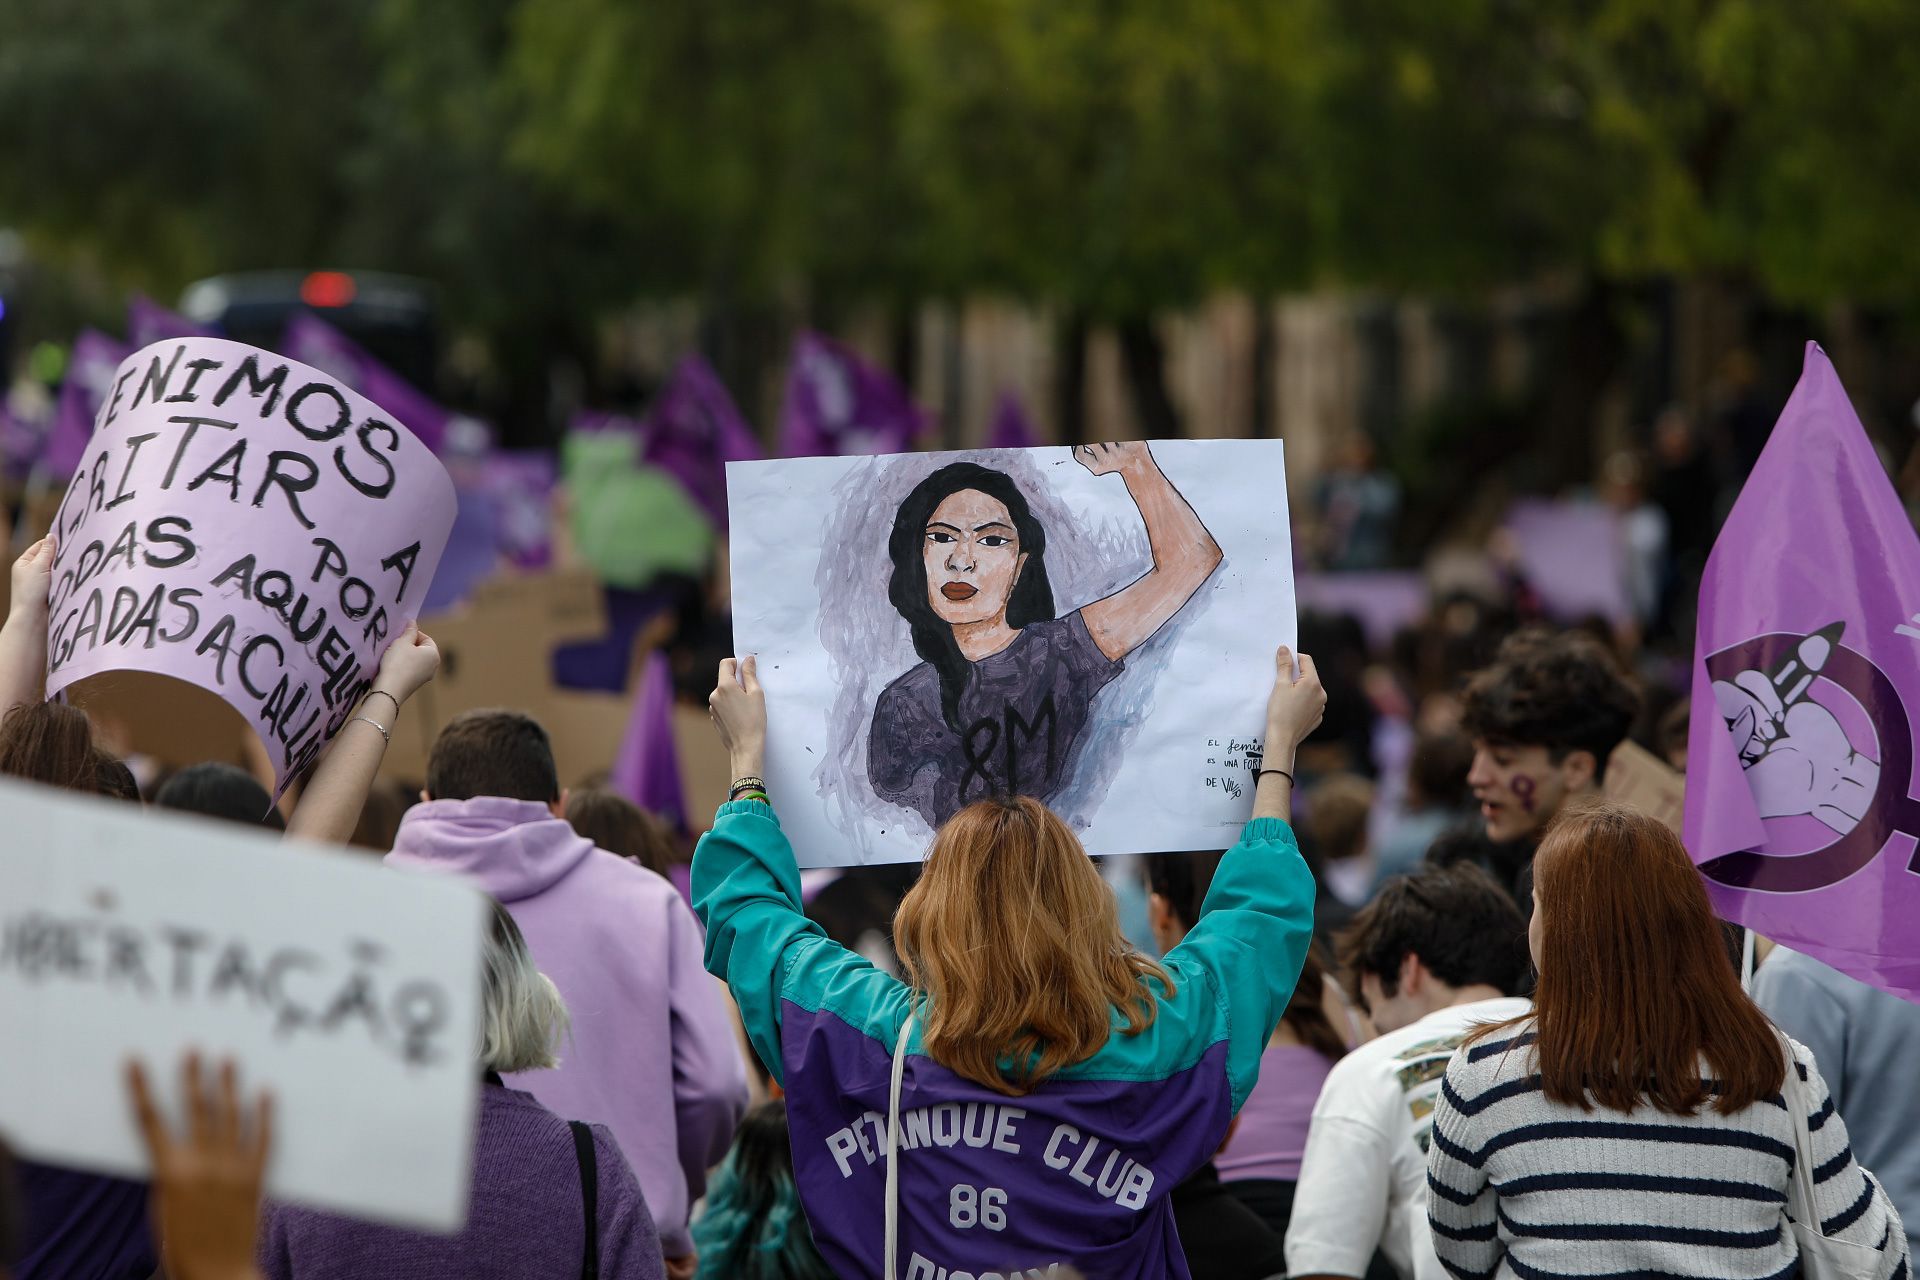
(1457, 630, 1638, 903)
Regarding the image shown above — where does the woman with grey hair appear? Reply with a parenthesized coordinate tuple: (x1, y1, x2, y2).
(259, 901, 666, 1278)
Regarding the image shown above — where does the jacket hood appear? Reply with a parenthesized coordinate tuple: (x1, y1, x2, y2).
(387, 797, 594, 902)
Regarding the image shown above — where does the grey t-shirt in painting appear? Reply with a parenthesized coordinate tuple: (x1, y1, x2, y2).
(867, 611, 1122, 827)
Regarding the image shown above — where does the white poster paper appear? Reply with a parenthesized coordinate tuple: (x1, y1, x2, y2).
(729, 439, 1295, 866)
(0, 777, 486, 1232)
(41, 337, 458, 793)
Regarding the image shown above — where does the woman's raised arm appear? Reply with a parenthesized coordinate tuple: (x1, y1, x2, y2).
(1073, 443, 1223, 662)
(696, 657, 911, 1083)
(0, 536, 56, 714)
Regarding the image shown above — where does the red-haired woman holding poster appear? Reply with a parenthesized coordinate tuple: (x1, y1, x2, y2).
(697, 645, 1325, 1280)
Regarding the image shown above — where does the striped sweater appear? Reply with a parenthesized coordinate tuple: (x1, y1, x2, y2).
(1426, 1024, 1911, 1280)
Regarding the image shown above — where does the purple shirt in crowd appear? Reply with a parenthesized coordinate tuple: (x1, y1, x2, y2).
(261, 1084, 664, 1280)
(869, 612, 1121, 826)
(12, 1162, 154, 1280)
(1216, 1044, 1336, 1183)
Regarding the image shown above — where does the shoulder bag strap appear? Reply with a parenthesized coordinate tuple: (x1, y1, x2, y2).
(884, 1013, 914, 1280)
(1778, 1033, 1820, 1227)
(571, 1120, 601, 1280)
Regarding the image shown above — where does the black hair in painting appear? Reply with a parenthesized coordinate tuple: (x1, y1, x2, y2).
(886, 463, 1055, 729)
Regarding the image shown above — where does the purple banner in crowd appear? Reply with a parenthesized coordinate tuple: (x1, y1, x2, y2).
(476, 450, 557, 569)
(282, 312, 450, 455)
(127, 296, 216, 348)
(1502, 498, 1632, 626)
(0, 402, 46, 483)
(1684, 342, 1920, 1003)
(985, 391, 1041, 451)
(779, 331, 926, 458)
(610, 650, 686, 830)
(42, 330, 134, 478)
(640, 355, 761, 529)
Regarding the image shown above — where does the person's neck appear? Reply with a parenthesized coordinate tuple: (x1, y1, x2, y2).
(1429, 983, 1505, 1014)
(951, 616, 1019, 662)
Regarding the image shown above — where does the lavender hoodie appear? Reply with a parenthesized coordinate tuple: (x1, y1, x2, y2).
(388, 798, 748, 1256)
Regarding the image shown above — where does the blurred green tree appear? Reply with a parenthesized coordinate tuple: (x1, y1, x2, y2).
(3, 0, 1918, 439)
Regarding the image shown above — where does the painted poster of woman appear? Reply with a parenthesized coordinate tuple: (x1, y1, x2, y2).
(728, 437, 1294, 867)
(869, 443, 1220, 826)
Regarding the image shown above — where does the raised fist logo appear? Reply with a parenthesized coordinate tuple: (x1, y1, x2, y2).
(1712, 622, 1879, 836)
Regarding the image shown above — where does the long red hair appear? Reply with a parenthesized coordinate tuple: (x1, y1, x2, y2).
(895, 796, 1170, 1096)
(1502, 799, 1783, 1115)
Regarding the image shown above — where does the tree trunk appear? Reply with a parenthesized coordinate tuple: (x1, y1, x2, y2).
(1056, 308, 1090, 445)
(1540, 278, 1627, 490)
(1251, 299, 1275, 438)
(1117, 314, 1182, 439)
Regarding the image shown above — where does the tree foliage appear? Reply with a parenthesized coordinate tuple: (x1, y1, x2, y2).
(2, 0, 1917, 407)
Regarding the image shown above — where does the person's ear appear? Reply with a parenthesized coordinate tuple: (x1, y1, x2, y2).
(1399, 950, 1425, 998)
(1136, 898, 1182, 955)
(419, 788, 431, 804)
(1147, 891, 1169, 928)
(550, 787, 570, 820)
(1560, 749, 1599, 793)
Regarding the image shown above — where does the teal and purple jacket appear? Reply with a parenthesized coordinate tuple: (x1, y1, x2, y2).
(692, 800, 1314, 1280)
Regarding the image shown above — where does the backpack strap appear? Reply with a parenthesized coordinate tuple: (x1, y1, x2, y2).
(570, 1120, 601, 1280)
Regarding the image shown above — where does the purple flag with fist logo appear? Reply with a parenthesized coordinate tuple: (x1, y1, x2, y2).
(640, 355, 761, 529)
(779, 331, 926, 458)
(1684, 341, 1920, 1002)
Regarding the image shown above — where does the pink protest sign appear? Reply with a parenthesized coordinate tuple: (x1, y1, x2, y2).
(42, 338, 457, 790)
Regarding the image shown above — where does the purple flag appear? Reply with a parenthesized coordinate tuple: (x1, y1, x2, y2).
(986, 391, 1041, 451)
(475, 450, 557, 569)
(778, 331, 926, 458)
(421, 476, 501, 612)
(610, 650, 686, 830)
(42, 330, 133, 478)
(282, 311, 450, 454)
(639, 355, 761, 528)
(570, 408, 641, 435)
(0, 402, 47, 483)
(1684, 342, 1920, 1002)
(127, 295, 216, 348)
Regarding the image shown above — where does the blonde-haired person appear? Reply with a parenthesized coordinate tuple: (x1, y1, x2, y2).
(1427, 801, 1910, 1280)
(259, 902, 667, 1279)
(696, 646, 1325, 1279)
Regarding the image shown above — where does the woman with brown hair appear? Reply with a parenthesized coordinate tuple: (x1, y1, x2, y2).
(696, 646, 1326, 1280)
(1427, 800, 1909, 1280)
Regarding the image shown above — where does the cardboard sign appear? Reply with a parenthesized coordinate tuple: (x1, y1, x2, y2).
(1604, 739, 1686, 834)
(730, 439, 1296, 866)
(0, 776, 486, 1231)
(41, 338, 457, 791)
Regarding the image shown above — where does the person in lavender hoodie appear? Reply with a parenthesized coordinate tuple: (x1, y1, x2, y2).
(387, 711, 748, 1278)
(260, 901, 665, 1279)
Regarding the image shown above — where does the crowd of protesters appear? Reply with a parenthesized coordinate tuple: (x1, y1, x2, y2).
(0, 406, 1916, 1280)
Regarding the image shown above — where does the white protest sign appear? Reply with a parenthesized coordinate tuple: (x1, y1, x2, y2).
(42, 338, 457, 792)
(0, 777, 486, 1231)
(729, 439, 1296, 866)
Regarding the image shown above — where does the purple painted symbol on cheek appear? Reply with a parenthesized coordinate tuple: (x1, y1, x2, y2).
(1510, 774, 1538, 814)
